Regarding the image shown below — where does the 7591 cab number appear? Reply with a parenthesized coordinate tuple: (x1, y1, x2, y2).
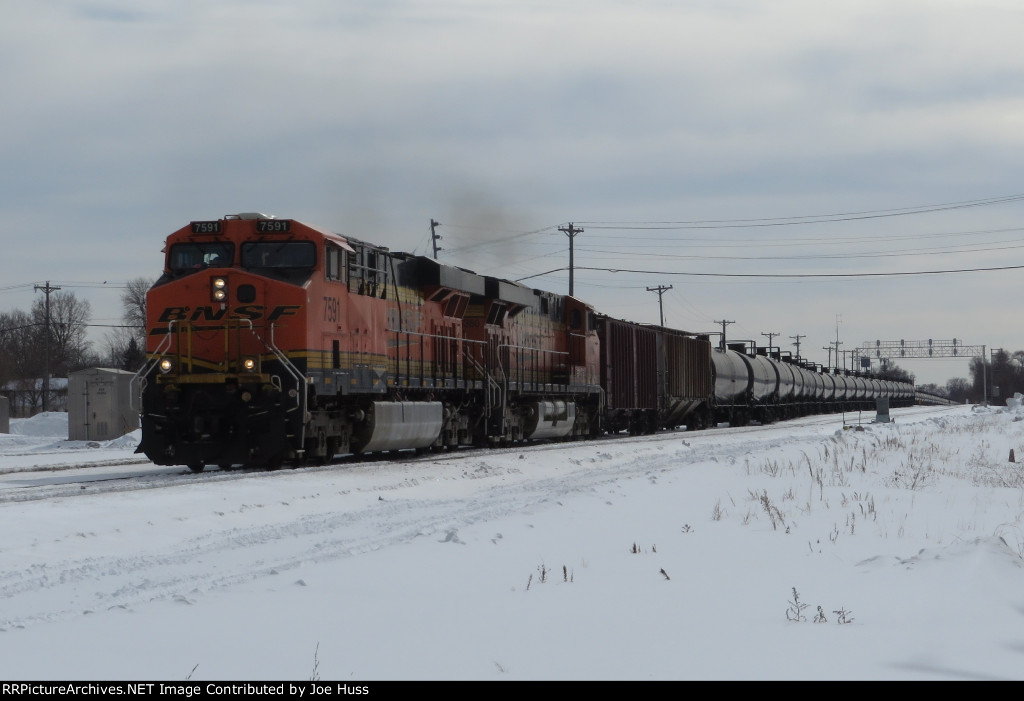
(323, 296, 340, 323)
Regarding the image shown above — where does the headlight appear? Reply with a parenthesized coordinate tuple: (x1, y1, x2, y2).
(242, 357, 257, 372)
(158, 358, 174, 374)
(211, 277, 228, 302)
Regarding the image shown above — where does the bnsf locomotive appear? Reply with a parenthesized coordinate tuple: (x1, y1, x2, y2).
(134, 213, 914, 471)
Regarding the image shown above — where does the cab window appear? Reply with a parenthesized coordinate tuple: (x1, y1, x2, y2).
(241, 241, 316, 269)
(325, 244, 347, 283)
(168, 242, 234, 272)
(348, 246, 388, 298)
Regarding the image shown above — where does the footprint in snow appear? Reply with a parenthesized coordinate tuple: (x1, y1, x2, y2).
(440, 530, 465, 545)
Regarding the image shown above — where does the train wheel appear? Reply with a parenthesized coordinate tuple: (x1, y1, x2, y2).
(188, 462, 206, 473)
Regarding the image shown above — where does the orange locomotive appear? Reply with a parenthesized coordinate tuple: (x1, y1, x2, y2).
(135, 213, 604, 471)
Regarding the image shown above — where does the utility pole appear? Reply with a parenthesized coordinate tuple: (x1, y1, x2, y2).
(762, 331, 780, 352)
(714, 319, 735, 351)
(830, 340, 844, 370)
(430, 219, 442, 260)
(558, 222, 583, 297)
(790, 333, 805, 361)
(983, 344, 988, 404)
(646, 285, 673, 326)
(822, 346, 833, 367)
(834, 314, 843, 370)
(990, 347, 1004, 401)
(34, 281, 61, 412)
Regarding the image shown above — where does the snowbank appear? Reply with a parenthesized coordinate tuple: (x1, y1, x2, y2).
(8, 411, 69, 437)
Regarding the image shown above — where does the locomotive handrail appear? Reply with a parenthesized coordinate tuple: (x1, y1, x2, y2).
(497, 343, 568, 356)
(384, 327, 479, 345)
(463, 344, 502, 417)
(497, 343, 570, 390)
(129, 320, 177, 411)
(385, 326, 482, 387)
(257, 322, 307, 412)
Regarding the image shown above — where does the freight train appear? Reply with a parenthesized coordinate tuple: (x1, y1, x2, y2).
(133, 213, 915, 471)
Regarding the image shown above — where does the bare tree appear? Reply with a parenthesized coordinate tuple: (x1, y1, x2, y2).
(0, 310, 46, 414)
(104, 277, 153, 371)
(946, 377, 971, 403)
(0, 309, 43, 385)
(102, 326, 146, 371)
(31, 291, 92, 375)
(121, 277, 152, 336)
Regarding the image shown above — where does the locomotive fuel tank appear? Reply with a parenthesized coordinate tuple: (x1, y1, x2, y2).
(351, 401, 444, 453)
(522, 400, 577, 440)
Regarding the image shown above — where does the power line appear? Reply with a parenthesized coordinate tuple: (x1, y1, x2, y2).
(580, 226, 1024, 251)
(575, 193, 1024, 230)
(433, 226, 557, 256)
(577, 240, 1024, 262)
(566, 263, 1024, 279)
(436, 193, 1024, 270)
(0, 281, 129, 294)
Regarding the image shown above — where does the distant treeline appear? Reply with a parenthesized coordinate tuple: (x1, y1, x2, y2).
(916, 349, 1024, 404)
(0, 278, 151, 416)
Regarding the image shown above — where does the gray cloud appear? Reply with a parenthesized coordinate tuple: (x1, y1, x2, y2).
(1, 1, 1022, 385)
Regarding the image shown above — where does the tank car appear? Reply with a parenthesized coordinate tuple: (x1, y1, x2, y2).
(706, 342, 915, 424)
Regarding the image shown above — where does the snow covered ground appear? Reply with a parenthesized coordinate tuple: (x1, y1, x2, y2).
(0, 404, 1022, 681)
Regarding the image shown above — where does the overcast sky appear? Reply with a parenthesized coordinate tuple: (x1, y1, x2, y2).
(3, 0, 1023, 387)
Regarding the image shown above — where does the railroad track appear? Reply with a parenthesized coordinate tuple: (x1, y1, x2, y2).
(0, 404, 964, 504)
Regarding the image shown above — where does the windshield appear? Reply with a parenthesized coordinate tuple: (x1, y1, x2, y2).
(168, 242, 234, 271)
(241, 241, 316, 269)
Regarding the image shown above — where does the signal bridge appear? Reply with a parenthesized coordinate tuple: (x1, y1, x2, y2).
(854, 339, 984, 360)
(854, 339, 997, 403)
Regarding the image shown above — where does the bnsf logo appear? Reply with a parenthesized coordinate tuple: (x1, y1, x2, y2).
(157, 305, 302, 323)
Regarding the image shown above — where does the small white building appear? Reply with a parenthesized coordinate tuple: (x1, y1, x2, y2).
(67, 368, 139, 441)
